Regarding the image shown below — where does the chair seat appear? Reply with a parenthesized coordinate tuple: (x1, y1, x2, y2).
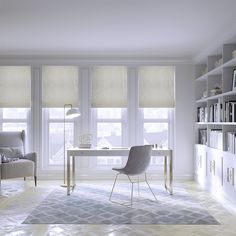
(112, 167, 127, 174)
(1, 159, 34, 179)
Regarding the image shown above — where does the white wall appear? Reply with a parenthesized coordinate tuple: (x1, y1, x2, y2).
(175, 64, 195, 179)
(0, 57, 195, 180)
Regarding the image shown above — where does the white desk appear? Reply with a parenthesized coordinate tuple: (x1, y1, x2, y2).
(66, 148, 173, 196)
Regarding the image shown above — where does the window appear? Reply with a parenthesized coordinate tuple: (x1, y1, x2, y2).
(143, 108, 168, 147)
(92, 108, 127, 166)
(0, 108, 29, 151)
(41, 66, 79, 168)
(43, 108, 75, 167)
(91, 66, 128, 167)
(138, 66, 175, 167)
(2, 108, 29, 131)
(141, 108, 173, 165)
(0, 66, 31, 150)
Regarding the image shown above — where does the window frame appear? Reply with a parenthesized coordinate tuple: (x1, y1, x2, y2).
(0, 108, 31, 152)
(91, 108, 128, 168)
(42, 108, 78, 169)
(139, 108, 174, 168)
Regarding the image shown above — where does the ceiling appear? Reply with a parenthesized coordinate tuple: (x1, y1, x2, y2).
(0, 0, 236, 60)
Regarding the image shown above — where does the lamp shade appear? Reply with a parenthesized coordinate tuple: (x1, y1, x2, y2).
(66, 108, 80, 118)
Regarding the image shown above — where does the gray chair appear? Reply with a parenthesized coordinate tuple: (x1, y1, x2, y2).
(109, 145, 157, 207)
(0, 130, 37, 187)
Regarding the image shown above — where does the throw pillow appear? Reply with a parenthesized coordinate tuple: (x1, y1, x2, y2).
(0, 147, 23, 159)
(1, 153, 19, 163)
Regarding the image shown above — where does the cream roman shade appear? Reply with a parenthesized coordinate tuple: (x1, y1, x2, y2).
(0, 66, 31, 108)
(42, 66, 79, 107)
(91, 66, 127, 107)
(138, 66, 175, 108)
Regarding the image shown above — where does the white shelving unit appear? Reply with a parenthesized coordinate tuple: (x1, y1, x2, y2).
(195, 44, 236, 204)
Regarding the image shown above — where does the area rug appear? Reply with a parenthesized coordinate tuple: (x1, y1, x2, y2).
(23, 183, 219, 225)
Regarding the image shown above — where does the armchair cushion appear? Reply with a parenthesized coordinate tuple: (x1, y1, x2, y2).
(1, 159, 34, 179)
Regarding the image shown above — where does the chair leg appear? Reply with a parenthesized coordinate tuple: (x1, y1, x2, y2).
(138, 176, 140, 196)
(109, 173, 119, 201)
(131, 182, 134, 208)
(145, 173, 157, 201)
(127, 175, 134, 208)
(34, 176, 37, 187)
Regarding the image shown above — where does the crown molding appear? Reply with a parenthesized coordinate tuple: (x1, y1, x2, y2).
(0, 55, 193, 66)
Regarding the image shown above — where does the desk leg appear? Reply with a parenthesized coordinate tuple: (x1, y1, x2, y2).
(164, 154, 173, 195)
(72, 156, 76, 190)
(67, 154, 71, 195)
(169, 153, 173, 195)
(164, 156, 167, 190)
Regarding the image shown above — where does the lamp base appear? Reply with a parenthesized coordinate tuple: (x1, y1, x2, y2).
(60, 184, 75, 188)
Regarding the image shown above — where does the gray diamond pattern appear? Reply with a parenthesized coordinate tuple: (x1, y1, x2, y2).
(23, 184, 220, 225)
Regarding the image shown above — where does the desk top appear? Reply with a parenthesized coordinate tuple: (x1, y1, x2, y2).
(67, 147, 172, 156)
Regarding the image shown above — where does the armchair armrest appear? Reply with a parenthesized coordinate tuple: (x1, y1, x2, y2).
(21, 152, 37, 176)
(22, 152, 37, 162)
(0, 155, 1, 182)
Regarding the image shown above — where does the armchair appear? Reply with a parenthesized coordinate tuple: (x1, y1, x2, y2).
(0, 130, 37, 187)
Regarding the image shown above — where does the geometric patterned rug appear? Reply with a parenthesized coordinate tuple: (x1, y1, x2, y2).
(23, 183, 220, 225)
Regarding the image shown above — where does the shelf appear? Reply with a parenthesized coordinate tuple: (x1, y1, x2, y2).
(195, 66, 222, 82)
(195, 74, 207, 82)
(195, 44, 236, 206)
(196, 90, 236, 103)
(195, 144, 236, 155)
(196, 122, 236, 125)
(208, 65, 223, 76)
(196, 98, 208, 103)
(208, 122, 235, 125)
(195, 57, 236, 81)
(223, 57, 236, 67)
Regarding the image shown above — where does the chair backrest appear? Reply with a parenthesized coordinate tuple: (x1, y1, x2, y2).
(0, 130, 25, 155)
(123, 145, 152, 176)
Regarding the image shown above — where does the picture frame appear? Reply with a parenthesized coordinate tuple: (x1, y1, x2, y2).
(233, 69, 236, 90)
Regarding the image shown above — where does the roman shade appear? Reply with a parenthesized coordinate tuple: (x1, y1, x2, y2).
(0, 66, 31, 108)
(91, 66, 127, 108)
(138, 66, 175, 108)
(42, 66, 79, 107)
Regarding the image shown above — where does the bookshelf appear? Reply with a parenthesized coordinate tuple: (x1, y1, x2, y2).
(195, 43, 236, 204)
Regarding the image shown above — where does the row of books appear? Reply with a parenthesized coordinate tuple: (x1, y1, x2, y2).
(197, 107, 207, 122)
(226, 132, 236, 154)
(209, 129, 223, 150)
(224, 101, 236, 122)
(209, 103, 222, 122)
(199, 129, 207, 145)
(198, 129, 236, 153)
(199, 129, 222, 149)
(197, 101, 236, 123)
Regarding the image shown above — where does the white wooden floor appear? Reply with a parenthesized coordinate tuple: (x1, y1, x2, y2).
(0, 180, 236, 236)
